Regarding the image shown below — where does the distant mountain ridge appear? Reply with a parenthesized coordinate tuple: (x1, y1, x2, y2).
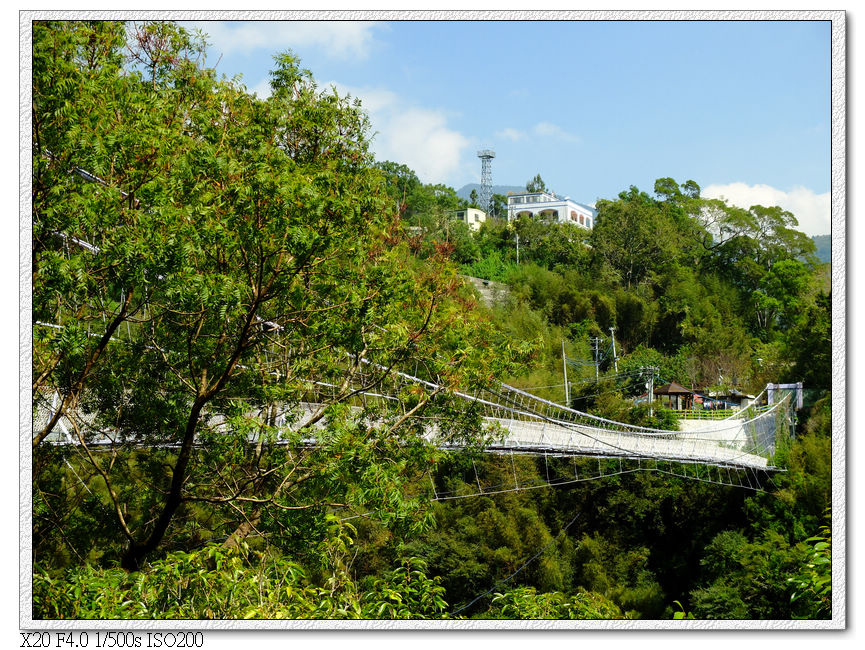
(456, 184, 527, 200)
(812, 234, 831, 264)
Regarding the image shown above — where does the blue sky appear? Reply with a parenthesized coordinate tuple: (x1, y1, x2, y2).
(182, 18, 832, 235)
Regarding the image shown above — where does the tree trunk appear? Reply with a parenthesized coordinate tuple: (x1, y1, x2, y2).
(222, 508, 262, 551)
(120, 396, 205, 571)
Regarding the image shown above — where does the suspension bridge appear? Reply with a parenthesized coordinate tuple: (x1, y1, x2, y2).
(34, 353, 793, 487)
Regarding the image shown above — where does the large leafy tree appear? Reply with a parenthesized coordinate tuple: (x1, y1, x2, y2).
(375, 160, 421, 214)
(32, 21, 517, 571)
(590, 187, 681, 290)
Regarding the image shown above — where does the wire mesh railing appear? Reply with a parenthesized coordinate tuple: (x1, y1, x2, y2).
(33, 321, 793, 473)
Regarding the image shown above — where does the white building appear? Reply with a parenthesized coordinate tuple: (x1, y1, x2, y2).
(507, 191, 595, 229)
(452, 207, 487, 231)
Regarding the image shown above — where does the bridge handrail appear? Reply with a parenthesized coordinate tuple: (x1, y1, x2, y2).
(501, 382, 783, 435)
(675, 409, 737, 420)
(35, 330, 791, 471)
(358, 358, 790, 437)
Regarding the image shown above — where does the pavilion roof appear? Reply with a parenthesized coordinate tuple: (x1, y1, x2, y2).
(653, 381, 692, 395)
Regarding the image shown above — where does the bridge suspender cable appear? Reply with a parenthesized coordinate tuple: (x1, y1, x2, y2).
(450, 509, 583, 617)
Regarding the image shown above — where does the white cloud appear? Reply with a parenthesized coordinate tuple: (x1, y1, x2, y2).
(325, 81, 469, 185)
(532, 122, 580, 143)
(702, 182, 830, 237)
(338, 86, 398, 115)
(248, 78, 273, 99)
(496, 122, 579, 144)
(381, 109, 470, 184)
(496, 127, 527, 141)
(190, 21, 381, 61)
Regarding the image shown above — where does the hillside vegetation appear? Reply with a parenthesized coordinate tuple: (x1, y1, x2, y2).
(32, 21, 832, 622)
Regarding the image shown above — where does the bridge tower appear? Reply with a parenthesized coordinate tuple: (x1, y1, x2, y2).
(477, 149, 495, 216)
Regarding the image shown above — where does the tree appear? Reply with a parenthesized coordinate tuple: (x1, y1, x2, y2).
(526, 174, 548, 193)
(32, 21, 520, 572)
(689, 528, 814, 619)
(590, 188, 680, 289)
(786, 291, 831, 389)
(510, 216, 591, 272)
(652, 178, 708, 267)
(700, 200, 817, 296)
(490, 193, 508, 219)
(653, 177, 701, 204)
(375, 160, 421, 214)
(752, 259, 812, 336)
(788, 511, 831, 619)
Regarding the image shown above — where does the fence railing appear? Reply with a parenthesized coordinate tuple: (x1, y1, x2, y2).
(674, 408, 736, 420)
(673, 405, 772, 421)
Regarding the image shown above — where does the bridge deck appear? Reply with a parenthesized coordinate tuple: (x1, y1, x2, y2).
(466, 417, 768, 469)
(35, 401, 774, 471)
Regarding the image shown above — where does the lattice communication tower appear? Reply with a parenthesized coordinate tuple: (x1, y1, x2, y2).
(477, 149, 495, 216)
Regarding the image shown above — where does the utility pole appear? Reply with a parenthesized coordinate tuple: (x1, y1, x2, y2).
(562, 340, 569, 406)
(609, 327, 618, 373)
(641, 365, 655, 416)
(591, 337, 600, 382)
(515, 232, 520, 264)
(648, 366, 654, 417)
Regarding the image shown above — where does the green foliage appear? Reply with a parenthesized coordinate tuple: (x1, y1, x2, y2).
(591, 188, 681, 289)
(490, 193, 508, 219)
(689, 528, 813, 619)
(512, 217, 592, 271)
(462, 248, 519, 283)
(743, 397, 831, 542)
(617, 345, 681, 387)
(788, 512, 831, 619)
(525, 174, 547, 193)
(404, 457, 573, 609)
(376, 160, 422, 210)
(671, 600, 694, 620)
(34, 529, 449, 619)
(684, 411, 831, 621)
(753, 259, 813, 336)
(482, 587, 624, 619)
(31, 22, 832, 622)
(572, 533, 666, 618)
(785, 291, 831, 389)
(32, 20, 525, 573)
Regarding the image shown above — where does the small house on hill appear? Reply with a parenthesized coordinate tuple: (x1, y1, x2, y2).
(652, 382, 761, 412)
(653, 382, 694, 411)
(708, 388, 757, 410)
(452, 207, 487, 231)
